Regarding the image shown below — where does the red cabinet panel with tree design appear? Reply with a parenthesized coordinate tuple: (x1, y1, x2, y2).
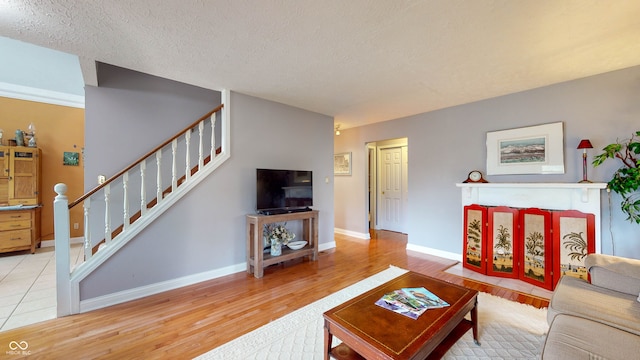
(487, 206, 520, 278)
(552, 210, 595, 288)
(519, 208, 553, 290)
(463, 204, 488, 274)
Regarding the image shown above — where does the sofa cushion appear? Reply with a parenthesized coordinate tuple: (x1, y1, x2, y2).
(585, 254, 640, 296)
(548, 276, 640, 336)
(541, 314, 640, 360)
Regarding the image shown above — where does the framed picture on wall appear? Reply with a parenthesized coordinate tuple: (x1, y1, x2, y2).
(63, 151, 80, 166)
(486, 122, 565, 175)
(334, 152, 352, 176)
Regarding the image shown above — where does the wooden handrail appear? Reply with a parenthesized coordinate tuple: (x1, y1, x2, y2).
(68, 104, 224, 209)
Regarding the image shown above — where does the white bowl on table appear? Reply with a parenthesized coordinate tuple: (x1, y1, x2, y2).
(287, 241, 308, 250)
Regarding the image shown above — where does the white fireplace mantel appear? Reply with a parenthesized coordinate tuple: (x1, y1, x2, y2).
(456, 182, 608, 253)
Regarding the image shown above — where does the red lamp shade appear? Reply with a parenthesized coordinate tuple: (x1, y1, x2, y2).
(577, 139, 593, 149)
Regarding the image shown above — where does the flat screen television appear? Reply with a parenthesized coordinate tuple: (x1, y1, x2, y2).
(256, 169, 313, 214)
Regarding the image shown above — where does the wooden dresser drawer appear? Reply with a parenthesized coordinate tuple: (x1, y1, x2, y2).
(0, 219, 31, 231)
(0, 229, 31, 250)
(0, 211, 32, 222)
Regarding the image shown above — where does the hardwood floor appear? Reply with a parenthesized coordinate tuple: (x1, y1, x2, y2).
(0, 231, 549, 359)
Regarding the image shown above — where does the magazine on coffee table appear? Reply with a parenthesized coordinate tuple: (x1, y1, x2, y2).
(375, 287, 449, 320)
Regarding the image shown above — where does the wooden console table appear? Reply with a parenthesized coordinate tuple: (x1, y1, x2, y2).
(246, 210, 319, 278)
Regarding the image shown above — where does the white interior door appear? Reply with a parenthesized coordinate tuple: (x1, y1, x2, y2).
(379, 147, 403, 232)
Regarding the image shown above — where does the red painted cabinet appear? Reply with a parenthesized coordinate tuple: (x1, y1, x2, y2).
(462, 205, 595, 290)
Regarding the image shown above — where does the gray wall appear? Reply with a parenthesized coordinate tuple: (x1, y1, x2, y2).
(0, 36, 84, 96)
(81, 66, 334, 299)
(335, 65, 640, 259)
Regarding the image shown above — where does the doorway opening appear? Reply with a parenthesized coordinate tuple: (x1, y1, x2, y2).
(366, 138, 408, 234)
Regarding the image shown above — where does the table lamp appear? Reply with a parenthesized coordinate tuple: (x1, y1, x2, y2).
(577, 139, 593, 183)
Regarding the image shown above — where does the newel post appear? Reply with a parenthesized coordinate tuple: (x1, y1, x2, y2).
(54, 183, 72, 317)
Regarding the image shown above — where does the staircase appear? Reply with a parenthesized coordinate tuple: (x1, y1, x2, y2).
(53, 90, 230, 316)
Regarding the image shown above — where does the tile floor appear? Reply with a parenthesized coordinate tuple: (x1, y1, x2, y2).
(445, 262, 554, 299)
(0, 243, 83, 332)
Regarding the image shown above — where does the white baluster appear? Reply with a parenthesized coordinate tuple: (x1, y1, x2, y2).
(156, 150, 163, 202)
(140, 161, 147, 215)
(83, 198, 92, 260)
(198, 120, 204, 170)
(185, 129, 191, 181)
(210, 113, 216, 160)
(123, 171, 130, 230)
(171, 139, 177, 192)
(54, 183, 71, 317)
(104, 184, 111, 244)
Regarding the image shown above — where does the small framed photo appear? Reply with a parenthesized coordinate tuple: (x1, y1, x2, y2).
(486, 122, 564, 175)
(63, 152, 80, 166)
(334, 152, 352, 176)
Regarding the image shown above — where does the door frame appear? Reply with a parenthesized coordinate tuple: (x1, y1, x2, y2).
(367, 144, 377, 230)
(365, 138, 408, 233)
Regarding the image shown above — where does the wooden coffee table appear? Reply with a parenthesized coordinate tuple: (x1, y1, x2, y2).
(323, 271, 479, 360)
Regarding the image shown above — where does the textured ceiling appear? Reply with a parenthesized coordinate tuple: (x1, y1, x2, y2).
(1, 1, 640, 129)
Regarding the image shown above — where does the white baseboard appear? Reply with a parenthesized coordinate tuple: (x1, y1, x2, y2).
(79, 262, 246, 313)
(41, 237, 85, 247)
(78, 239, 342, 313)
(334, 228, 370, 240)
(319, 241, 336, 252)
(406, 243, 462, 262)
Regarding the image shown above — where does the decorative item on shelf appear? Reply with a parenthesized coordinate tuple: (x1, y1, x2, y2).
(14, 129, 25, 146)
(264, 222, 296, 256)
(463, 170, 488, 183)
(270, 238, 282, 256)
(25, 122, 36, 147)
(577, 139, 593, 183)
(593, 130, 640, 224)
(0, 129, 3, 145)
(287, 240, 307, 250)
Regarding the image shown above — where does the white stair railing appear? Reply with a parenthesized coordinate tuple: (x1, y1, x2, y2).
(54, 91, 230, 316)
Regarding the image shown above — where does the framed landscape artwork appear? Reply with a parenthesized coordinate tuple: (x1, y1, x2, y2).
(486, 122, 565, 175)
(334, 152, 352, 176)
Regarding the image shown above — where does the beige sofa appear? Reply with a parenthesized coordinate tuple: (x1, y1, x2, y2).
(541, 254, 640, 359)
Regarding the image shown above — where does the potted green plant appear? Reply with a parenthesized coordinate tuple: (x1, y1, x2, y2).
(592, 131, 640, 224)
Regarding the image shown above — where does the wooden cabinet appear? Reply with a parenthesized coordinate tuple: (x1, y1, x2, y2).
(1, 146, 41, 206)
(246, 210, 319, 278)
(0, 208, 41, 254)
(0, 146, 42, 254)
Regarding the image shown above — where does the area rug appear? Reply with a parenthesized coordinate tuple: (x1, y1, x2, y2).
(195, 266, 548, 360)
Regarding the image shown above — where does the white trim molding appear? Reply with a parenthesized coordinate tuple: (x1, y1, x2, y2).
(319, 241, 337, 252)
(0, 82, 85, 108)
(80, 262, 246, 313)
(406, 243, 462, 262)
(334, 227, 371, 240)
